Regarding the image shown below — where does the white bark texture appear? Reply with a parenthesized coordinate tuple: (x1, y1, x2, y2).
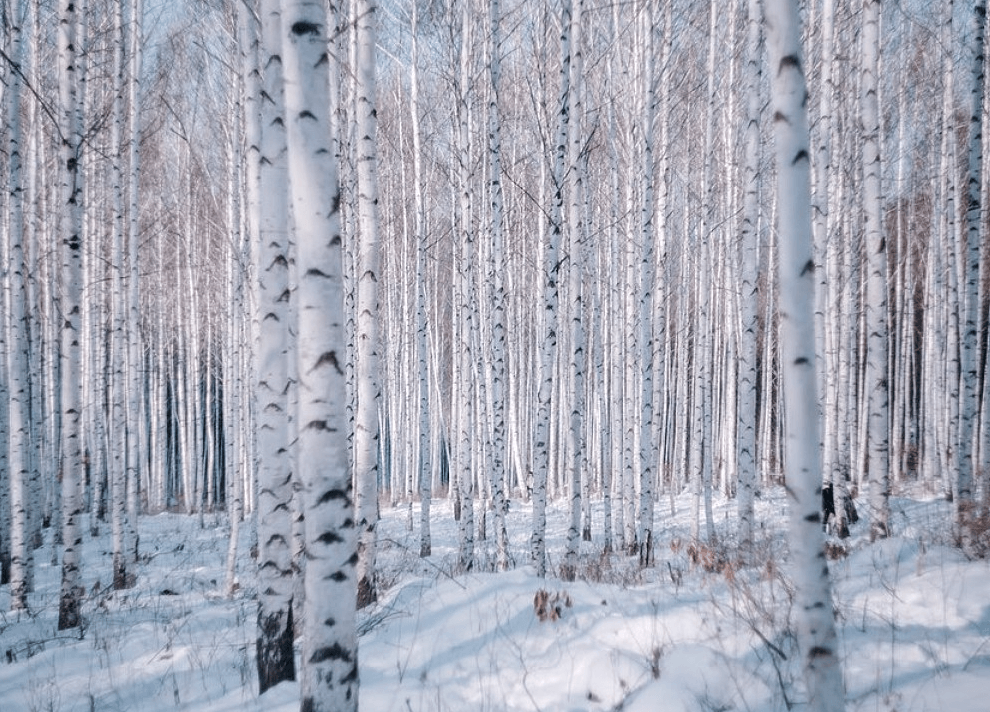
(57, 0, 85, 632)
(532, 0, 570, 577)
(563, 0, 585, 581)
(487, 0, 510, 573)
(280, 0, 358, 709)
(957, 0, 987, 540)
(764, 1, 845, 710)
(354, 0, 381, 609)
(7, 0, 33, 610)
(861, 0, 890, 540)
(255, 0, 296, 693)
(126, 0, 144, 565)
(737, 0, 761, 551)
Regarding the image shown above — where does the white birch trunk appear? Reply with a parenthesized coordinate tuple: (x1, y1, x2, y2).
(764, 2, 845, 709)
(862, 0, 890, 540)
(280, 2, 359, 707)
(487, 0, 510, 573)
(126, 0, 144, 562)
(531, 0, 570, 577)
(353, 0, 381, 609)
(957, 0, 987, 542)
(410, 1, 431, 559)
(111, 0, 130, 589)
(255, 0, 296, 692)
(562, 0, 585, 581)
(6, 0, 34, 610)
(737, 0, 762, 551)
(56, 0, 85, 632)
(637, 4, 658, 567)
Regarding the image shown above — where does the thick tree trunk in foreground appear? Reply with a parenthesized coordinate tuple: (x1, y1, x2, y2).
(280, 0, 359, 709)
(255, 0, 296, 693)
(764, 1, 845, 710)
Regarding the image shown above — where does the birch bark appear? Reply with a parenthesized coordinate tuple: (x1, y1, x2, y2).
(56, 0, 85, 632)
(255, 0, 296, 692)
(353, 0, 381, 609)
(764, 1, 845, 708)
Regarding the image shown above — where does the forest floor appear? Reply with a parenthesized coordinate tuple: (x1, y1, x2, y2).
(1, 485, 989, 711)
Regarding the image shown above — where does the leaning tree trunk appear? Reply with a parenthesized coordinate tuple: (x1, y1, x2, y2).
(280, 0, 359, 708)
(764, 1, 845, 710)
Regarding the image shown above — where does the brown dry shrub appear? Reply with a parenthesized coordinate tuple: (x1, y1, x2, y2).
(533, 588, 572, 622)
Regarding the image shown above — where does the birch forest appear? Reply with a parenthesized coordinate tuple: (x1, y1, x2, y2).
(2, 0, 990, 710)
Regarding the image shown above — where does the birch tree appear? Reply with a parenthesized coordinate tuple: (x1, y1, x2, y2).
(861, 0, 890, 540)
(562, 0, 585, 581)
(126, 0, 144, 566)
(956, 0, 987, 544)
(737, 0, 762, 552)
(6, 0, 33, 611)
(280, 0, 359, 707)
(764, 0, 845, 709)
(486, 0, 510, 573)
(254, 0, 296, 692)
(353, 0, 382, 609)
(57, 0, 86, 632)
(532, 0, 571, 578)
(409, 0, 431, 559)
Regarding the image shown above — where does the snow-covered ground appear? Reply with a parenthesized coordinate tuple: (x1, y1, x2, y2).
(2, 488, 989, 711)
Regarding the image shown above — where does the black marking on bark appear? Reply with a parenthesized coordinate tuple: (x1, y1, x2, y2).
(330, 570, 348, 582)
(299, 110, 316, 121)
(805, 512, 821, 523)
(305, 420, 329, 431)
(313, 350, 343, 375)
(793, 149, 809, 165)
(773, 110, 787, 124)
(291, 21, 320, 37)
(305, 267, 330, 278)
(779, 54, 801, 74)
(309, 643, 353, 664)
(342, 662, 358, 683)
(808, 646, 832, 659)
(316, 531, 344, 545)
(801, 259, 815, 276)
(317, 488, 349, 505)
(795, 357, 809, 366)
